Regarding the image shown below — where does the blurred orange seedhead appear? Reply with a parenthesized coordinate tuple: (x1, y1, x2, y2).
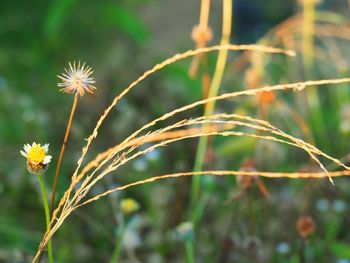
(297, 215, 316, 239)
(191, 25, 213, 45)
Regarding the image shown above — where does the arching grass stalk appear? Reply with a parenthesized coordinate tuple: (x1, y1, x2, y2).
(188, 0, 232, 261)
(37, 173, 54, 263)
(32, 46, 296, 263)
(32, 76, 350, 262)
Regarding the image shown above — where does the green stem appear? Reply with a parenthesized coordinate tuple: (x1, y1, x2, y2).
(37, 173, 54, 263)
(190, 0, 232, 217)
(187, 0, 232, 262)
(109, 219, 126, 263)
(185, 241, 195, 263)
(190, 136, 209, 214)
(302, 0, 331, 151)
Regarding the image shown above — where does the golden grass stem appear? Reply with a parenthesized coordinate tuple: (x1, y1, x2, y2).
(76, 76, 350, 194)
(76, 169, 350, 209)
(32, 37, 350, 261)
(62, 44, 295, 222)
(32, 165, 350, 262)
(63, 103, 350, 223)
(33, 113, 350, 262)
(67, 44, 294, 186)
(73, 112, 343, 211)
(50, 76, 350, 237)
(50, 94, 79, 214)
(199, 0, 210, 28)
(52, 76, 350, 228)
(277, 101, 315, 145)
(79, 124, 228, 178)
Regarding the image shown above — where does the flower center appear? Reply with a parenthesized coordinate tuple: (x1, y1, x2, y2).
(72, 76, 82, 86)
(28, 145, 46, 163)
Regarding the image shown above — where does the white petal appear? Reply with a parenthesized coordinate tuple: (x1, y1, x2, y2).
(43, 143, 49, 152)
(43, 155, 52, 164)
(24, 144, 31, 153)
(20, 150, 27, 158)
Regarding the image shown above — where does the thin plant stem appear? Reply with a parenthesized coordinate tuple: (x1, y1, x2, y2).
(37, 173, 54, 263)
(299, 239, 306, 263)
(302, 0, 315, 70)
(109, 218, 126, 263)
(190, 0, 232, 215)
(50, 94, 79, 214)
(302, 0, 330, 151)
(188, 0, 232, 261)
(185, 241, 195, 263)
(188, 0, 211, 77)
(199, 0, 210, 28)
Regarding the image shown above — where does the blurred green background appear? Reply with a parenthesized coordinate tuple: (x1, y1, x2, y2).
(2, 0, 350, 262)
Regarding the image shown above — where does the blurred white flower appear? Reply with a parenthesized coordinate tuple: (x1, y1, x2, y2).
(175, 222, 194, 242)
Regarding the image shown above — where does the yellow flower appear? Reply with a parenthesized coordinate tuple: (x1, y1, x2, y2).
(20, 142, 52, 174)
(57, 61, 96, 96)
(120, 198, 140, 215)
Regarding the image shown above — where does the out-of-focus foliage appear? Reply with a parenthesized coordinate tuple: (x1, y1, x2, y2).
(1, 0, 350, 262)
